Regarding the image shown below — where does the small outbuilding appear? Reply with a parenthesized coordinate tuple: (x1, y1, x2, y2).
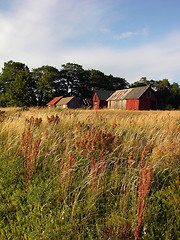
(92, 89, 114, 110)
(107, 85, 157, 110)
(46, 96, 63, 108)
(56, 96, 82, 109)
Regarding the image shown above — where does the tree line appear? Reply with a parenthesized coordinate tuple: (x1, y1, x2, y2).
(0, 61, 127, 107)
(0, 60, 179, 109)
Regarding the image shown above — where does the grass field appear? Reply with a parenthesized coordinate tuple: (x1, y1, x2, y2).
(0, 108, 179, 239)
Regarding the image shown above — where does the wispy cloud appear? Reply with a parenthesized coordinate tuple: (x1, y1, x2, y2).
(61, 31, 180, 82)
(113, 31, 138, 40)
(0, 0, 107, 66)
(0, 0, 58, 62)
(113, 27, 149, 40)
(0, 0, 180, 84)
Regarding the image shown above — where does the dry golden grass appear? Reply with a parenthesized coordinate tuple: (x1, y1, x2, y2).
(1, 107, 179, 177)
(1, 107, 179, 141)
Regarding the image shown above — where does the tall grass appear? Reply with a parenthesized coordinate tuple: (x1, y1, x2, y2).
(0, 108, 179, 239)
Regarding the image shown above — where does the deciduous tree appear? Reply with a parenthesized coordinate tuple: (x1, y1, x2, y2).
(0, 60, 36, 106)
(32, 65, 62, 106)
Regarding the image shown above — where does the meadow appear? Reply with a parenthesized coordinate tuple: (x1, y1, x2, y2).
(0, 107, 179, 239)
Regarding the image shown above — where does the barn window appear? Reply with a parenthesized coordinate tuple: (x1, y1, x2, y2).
(147, 91, 151, 98)
(95, 94, 97, 101)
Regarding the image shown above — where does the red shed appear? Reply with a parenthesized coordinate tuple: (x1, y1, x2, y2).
(92, 90, 114, 110)
(46, 96, 63, 108)
(107, 86, 157, 110)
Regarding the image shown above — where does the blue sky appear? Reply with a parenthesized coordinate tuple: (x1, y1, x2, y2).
(0, 0, 180, 84)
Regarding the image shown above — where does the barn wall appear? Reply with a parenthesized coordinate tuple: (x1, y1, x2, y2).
(100, 101, 108, 109)
(139, 90, 157, 110)
(126, 99, 139, 110)
(57, 104, 67, 108)
(48, 104, 55, 108)
(68, 99, 81, 109)
(108, 100, 126, 109)
(48, 103, 58, 108)
(92, 92, 100, 110)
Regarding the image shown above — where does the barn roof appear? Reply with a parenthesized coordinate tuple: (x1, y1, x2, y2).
(56, 96, 75, 105)
(46, 96, 63, 105)
(107, 86, 151, 101)
(126, 85, 150, 99)
(95, 90, 114, 101)
(107, 89, 133, 101)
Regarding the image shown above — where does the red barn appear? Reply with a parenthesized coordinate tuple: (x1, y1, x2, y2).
(107, 86, 157, 110)
(92, 90, 114, 110)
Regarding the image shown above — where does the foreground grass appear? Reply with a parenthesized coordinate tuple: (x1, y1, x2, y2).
(0, 108, 179, 239)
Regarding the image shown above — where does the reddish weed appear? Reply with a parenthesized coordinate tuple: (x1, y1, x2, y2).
(21, 125, 41, 186)
(75, 127, 118, 155)
(47, 114, 60, 124)
(135, 146, 153, 240)
(25, 116, 42, 127)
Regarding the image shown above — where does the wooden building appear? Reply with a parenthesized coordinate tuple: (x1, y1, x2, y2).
(107, 86, 157, 110)
(46, 96, 63, 108)
(92, 90, 114, 110)
(56, 96, 82, 109)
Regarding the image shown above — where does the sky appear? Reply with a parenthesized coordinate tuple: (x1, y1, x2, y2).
(0, 0, 180, 84)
